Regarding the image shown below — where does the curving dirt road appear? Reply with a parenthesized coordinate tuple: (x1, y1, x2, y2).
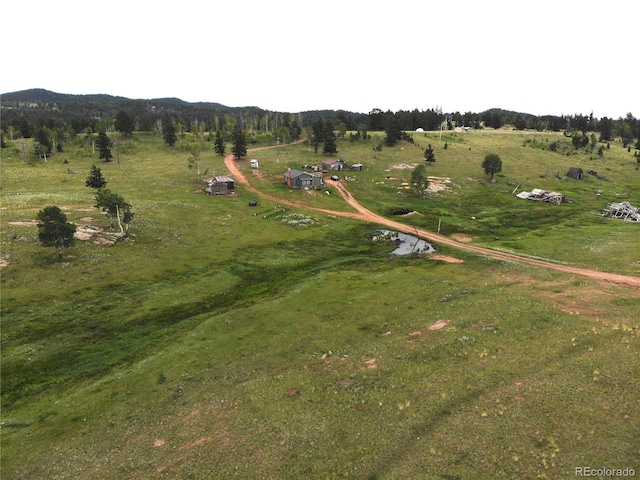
(224, 151, 640, 290)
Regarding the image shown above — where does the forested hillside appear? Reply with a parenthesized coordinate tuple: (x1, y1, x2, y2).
(2, 89, 639, 156)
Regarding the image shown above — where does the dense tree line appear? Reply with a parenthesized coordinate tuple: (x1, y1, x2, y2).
(2, 90, 639, 154)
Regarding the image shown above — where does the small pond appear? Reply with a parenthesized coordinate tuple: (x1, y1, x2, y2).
(372, 230, 436, 256)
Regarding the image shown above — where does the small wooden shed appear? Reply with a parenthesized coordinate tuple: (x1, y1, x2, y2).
(203, 175, 235, 195)
(567, 167, 584, 180)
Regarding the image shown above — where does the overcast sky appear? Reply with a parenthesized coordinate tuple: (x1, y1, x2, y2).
(2, 0, 637, 119)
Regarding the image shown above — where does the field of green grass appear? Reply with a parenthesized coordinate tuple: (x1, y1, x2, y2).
(1, 129, 639, 479)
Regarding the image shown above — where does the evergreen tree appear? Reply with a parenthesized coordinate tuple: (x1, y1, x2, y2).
(311, 118, 324, 154)
(16, 116, 32, 138)
(384, 115, 402, 146)
(231, 124, 247, 159)
(599, 117, 613, 142)
(96, 130, 113, 161)
(86, 165, 107, 189)
(114, 110, 135, 137)
(424, 144, 436, 165)
(36, 206, 76, 259)
(322, 121, 337, 155)
(163, 117, 177, 146)
(289, 117, 301, 141)
(214, 131, 225, 156)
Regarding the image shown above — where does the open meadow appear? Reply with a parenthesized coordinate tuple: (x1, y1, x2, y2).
(1, 129, 639, 479)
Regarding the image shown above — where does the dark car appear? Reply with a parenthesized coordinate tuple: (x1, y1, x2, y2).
(249, 200, 258, 206)
(330, 175, 339, 181)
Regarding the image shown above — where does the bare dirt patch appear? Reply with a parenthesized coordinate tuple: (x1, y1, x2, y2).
(8, 219, 117, 245)
(428, 320, 450, 331)
(387, 163, 419, 171)
(8, 220, 38, 227)
(452, 235, 473, 243)
(545, 288, 610, 318)
(177, 436, 211, 451)
(363, 358, 378, 370)
(0, 254, 10, 268)
(430, 254, 463, 263)
(426, 176, 453, 194)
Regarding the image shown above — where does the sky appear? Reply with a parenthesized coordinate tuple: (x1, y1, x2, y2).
(2, 0, 638, 119)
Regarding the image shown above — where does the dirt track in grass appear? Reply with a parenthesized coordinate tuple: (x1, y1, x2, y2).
(224, 150, 640, 291)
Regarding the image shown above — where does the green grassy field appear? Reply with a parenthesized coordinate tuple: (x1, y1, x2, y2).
(1, 130, 639, 479)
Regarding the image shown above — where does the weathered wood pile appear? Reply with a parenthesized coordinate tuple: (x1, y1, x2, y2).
(516, 188, 565, 204)
(603, 202, 640, 222)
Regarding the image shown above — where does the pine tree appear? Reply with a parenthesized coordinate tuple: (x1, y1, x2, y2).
(36, 206, 76, 259)
(214, 131, 225, 156)
(86, 165, 107, 189)
(231, 124, 247, 159)
(115, 110, 135, 137)
(384, 115, 402, 146)
(424, 144, 436, 165)
(311, 118, 324, 154)
(96, 130, 113, 161)
(163, 117, 177, 146)
(322, 121, 337, 155)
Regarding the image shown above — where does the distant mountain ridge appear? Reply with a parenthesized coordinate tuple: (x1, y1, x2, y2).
(1, 89, 536, 118)
(0, 89, 373, 133)
(2, 88, 592, 134)
(1, 88, 230, 110)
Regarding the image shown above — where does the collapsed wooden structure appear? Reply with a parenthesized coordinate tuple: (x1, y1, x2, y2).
(602, 202, 640, 222)
(516, 188, 565, 204)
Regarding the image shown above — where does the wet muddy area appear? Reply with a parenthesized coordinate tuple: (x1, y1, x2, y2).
(373, 230, 436, 256)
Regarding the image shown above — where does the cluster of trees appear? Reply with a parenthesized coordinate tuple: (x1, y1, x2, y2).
(36, 166, 134, 260)
(4, 90, 639, 156)
(309, 118, 338, 155)
(86, 166, 133, 234)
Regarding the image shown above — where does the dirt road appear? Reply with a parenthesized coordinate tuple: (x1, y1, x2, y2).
(224, 152, 640, 290)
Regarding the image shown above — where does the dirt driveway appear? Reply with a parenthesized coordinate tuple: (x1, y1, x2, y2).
(224, 151, 640, 290)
